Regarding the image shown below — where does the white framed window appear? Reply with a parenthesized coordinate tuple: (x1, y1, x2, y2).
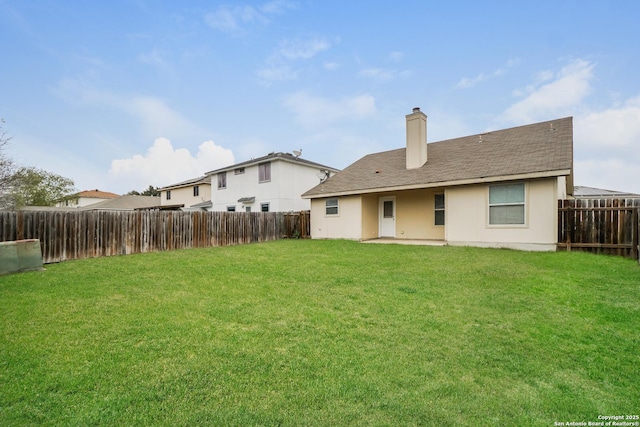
(326, 198, 338, 215)
(434, 194, 445, 226)
(261, 203, 269, 212)
(489, 183, 525, 225)
(218, 172, 227, 189)
(259, 162, 271, 183)
(166, 190, 171, 200)
(193, 185, 199, 197)
(235, 167, 245, 175)
(227, 206, 236, 212)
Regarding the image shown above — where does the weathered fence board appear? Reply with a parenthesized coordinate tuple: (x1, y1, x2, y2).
(558, 198, 639, 261)
(0, 210, 310, 264)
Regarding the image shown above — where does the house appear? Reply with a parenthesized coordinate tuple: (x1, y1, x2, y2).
(573, 186, 640, 199)
(159, 176, 211, 210)
(202, 152, 340, 212)
(78, 195, 162, 211)
(302, 108, 574, 251)
(56, 189, 120, 208)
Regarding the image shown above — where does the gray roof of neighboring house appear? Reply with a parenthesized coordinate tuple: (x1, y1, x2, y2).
(303, 117, 573, 198)
(191, 200, 213, 207)
(574, 186, 640, 198)
(78, 195, 162, 211)
(205, 152, 340, 175)
(159, 176, 210, 191)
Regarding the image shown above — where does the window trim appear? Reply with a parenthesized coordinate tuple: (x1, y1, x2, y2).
(488, 183, 527, 226)
(218, 172, 227, 190)
(258, 162, 271, 183)
(193, 185, 199, 197)
(234, 167, 245, 175)
(434, 193, 445, 226)
(226, 205, 236, 212)
(261, 203, 270, 212)
(166, 190, 171, 201)
(325, 198, 339, 216)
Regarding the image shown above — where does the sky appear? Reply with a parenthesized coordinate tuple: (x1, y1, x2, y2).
(1, 0, 640, 195)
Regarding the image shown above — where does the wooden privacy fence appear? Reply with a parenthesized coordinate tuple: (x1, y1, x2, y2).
(0, 210, 310, 264)
(558, 199, 640, 261)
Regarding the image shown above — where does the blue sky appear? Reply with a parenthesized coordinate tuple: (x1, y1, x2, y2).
(2, 0, 640, 195)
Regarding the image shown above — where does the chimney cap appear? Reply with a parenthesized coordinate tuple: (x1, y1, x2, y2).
(412, 107, 421, 113)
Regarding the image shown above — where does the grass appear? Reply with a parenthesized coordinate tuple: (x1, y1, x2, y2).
(1, 240, 638, 426)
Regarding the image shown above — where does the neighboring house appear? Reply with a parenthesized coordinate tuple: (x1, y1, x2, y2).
(204, 152, 339, 212)
(573, 186, 640, 199)
(78, 195, 162, 211)
(159, 176, 211, 210)
(302, 108, 574, 251)
(57, 189, 120, 208)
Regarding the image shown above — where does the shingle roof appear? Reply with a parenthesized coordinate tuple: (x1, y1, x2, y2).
(159, 176, 210, 191)
(574, 186, 640, 198)
(77, 189, 120, 199)
(78, 195, 162, 211)
(205, 152, 339, 175)
(303, 117, 573, 198)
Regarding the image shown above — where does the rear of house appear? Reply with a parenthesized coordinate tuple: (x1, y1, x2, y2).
(303, 109, 573, 251)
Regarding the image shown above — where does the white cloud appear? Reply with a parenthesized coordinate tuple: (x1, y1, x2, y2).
(572, 95, 640, 193)
(204, 1, 295, 34)
(388, 51, 404, 62)
(500, 59, 594, 124)
(457, 58, 520, 89)
(257, 36, 334, 83)
(137, 48, 168, 68)
(574, 158, 640, 194)
(108, 138, 234, 191)
(575, 96, 640, 149)
(277, 37, 331, 60)
(499, 59, 640, 193)
(123, 96, 195, 138)
(51, 78, 201, 140)
(457, 73, 489, 89)
(358, 68, 413, 82)
(283, 91, 377, 126)
(323, 62, 340, 71)
(204, 5, 264, 33)
(358, 68, 394, 81)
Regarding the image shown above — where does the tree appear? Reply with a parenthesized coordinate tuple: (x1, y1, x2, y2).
(127, 185, 160, 197)
(0, 119, 77, 209)
(9, 166, 77, 208)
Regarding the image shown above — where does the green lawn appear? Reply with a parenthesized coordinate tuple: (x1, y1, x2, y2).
(1, 240, 638, 426)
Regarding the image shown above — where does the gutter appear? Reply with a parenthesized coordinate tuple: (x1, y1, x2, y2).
(302, 169, 572, 199)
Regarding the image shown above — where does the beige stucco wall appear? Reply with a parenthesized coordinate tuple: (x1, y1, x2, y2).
(310, 195, 362, 239)
(309, 177, 560, 250)
(361, 194, 379, 240)
(163, 184, 211, 208)
(311, 190, 446, 241)
(395, 189, 445, 240)
(445, 178, 559, 251)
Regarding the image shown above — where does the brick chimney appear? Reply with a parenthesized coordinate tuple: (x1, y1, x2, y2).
(406, 107, 427, 169)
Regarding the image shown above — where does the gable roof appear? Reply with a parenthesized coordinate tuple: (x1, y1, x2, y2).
(75, 189, 120, 199)
(205, 152, 339, 175)
(574, 185, 640, 199)
(78, 195, 161, 211)
(159, 176, 210, 191)
(303, 117, 573, 198)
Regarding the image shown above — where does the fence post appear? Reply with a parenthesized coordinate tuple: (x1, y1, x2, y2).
(566, 200, 573, 252)
(635, 205, 639, 264)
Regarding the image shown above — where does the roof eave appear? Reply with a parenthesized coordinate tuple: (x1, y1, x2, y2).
(205, 155, 339, 176)
(302, 169, 572, 199)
